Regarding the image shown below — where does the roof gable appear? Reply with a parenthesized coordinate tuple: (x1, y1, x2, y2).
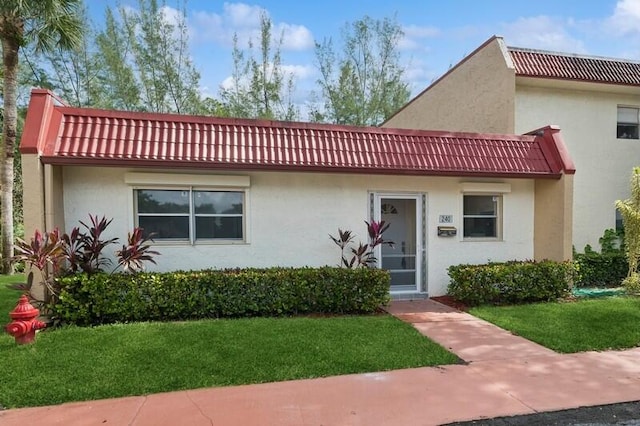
(20, 89, 574, 179)
(508, 47, 640, 86)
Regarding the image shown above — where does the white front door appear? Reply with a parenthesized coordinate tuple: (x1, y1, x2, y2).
(373, 194, 424, 294)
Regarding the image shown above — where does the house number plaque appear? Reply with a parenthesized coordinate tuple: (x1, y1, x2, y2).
(439, 215, 453, 224)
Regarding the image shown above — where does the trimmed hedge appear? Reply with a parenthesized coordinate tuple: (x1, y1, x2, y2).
(53, 267, 391, 326)
(447, 260, 576, 306)
(574, 252, 627, 288)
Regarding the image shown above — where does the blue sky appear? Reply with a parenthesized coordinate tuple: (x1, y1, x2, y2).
(86, 0, 640, 115)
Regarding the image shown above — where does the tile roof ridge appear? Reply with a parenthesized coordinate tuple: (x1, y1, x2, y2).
(507, 45, 640, 64)
(56, 103, 534, 141)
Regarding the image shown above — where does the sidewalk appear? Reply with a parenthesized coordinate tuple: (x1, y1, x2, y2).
(2, 299, 640, 425)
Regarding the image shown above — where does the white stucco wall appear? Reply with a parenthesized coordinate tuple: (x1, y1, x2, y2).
(61, 166, 535, 296)
(515, 83, 640, 251)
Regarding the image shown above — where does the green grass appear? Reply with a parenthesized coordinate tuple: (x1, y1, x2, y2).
(0, 305, 458, 409)
(0, 274, 26, 328)
(470, 296, 640, 353)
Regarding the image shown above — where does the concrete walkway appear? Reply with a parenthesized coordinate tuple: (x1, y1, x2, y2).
(2, 299, 640, 425)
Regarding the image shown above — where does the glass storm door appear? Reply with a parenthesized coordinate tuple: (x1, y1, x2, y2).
(374, 194, 422, 293)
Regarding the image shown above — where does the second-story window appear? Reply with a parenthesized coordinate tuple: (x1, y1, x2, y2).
(617, 106, 639, 139)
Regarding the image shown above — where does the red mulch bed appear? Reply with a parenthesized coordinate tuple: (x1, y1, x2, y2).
(431, 296, 470, 312)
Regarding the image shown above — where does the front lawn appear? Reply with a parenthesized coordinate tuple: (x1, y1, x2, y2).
(0, 274, 25, 327)
(470, 296, 640, 353)
(1, 307, 458, 409)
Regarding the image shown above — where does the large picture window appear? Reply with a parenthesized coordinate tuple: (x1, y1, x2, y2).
(463, 195, 501, 239)
(136, 189, 244, 242)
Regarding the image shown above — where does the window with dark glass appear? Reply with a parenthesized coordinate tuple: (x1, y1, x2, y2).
(194, 191, 243, 239)
(463, 195, 500, 238)
(617, 107, 639, 139)
(616, 208, 624, 234)
(136, 189, 244, 242)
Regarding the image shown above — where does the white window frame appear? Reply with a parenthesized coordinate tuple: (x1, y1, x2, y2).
(462, 194, 502, 240)
(617, 106, 639, 140)
(136, 188, 191, 242)
(135, 188, 246, 244)
(126, 173, 250, 245)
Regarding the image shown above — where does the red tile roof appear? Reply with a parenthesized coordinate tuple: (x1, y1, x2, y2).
(508, 47, 640, 86)
(20, 90, 574, 178)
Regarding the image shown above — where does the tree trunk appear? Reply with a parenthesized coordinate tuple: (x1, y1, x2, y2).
(1, 23, 20, 274)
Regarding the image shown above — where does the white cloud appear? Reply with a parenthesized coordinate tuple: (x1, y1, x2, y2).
(278, 23, 314, 50)
(607, 0, 640, 34)
(399, 24, 439, 51)
(160, 5, 182, 26)
(501, 16, 587, 53)
(159, 6, 191, 40)
(191, 2, 313, 51)
(220, 63, 314, 91)
(403, 61, 433, 84)
(198, 85, 215, 99)
(281, 64, 315, 80)
(219, 75, 239, 91)
(192, 9, 237, 45)
(400, 56, 443, 96)
(224, 2, 263, 27)
(404, 25, 440, 39)
(114, 5, 190, 43)
(119, 4, 137, 18)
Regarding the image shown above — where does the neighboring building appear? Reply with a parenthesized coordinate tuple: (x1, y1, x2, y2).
(20, 89, 574, 297)
(384, 35, 640, 252)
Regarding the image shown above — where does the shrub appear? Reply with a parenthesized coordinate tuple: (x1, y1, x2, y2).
(13, 214, 159, 311)
(616, 168, 640, 281)
(447, 260, 576, 306)
(623, 273, 640, 295)
(53, 267, 391, 326)
(574, 252, 627, 287)
(573, 229, 627, 288)
(599, 228, 625, 254)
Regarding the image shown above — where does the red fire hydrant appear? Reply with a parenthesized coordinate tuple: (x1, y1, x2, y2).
(5, 295, 47, 344)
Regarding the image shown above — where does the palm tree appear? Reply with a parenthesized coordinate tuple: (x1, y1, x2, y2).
(0, 0, 82, 273)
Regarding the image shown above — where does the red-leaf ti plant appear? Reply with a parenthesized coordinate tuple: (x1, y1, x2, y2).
(329, 220, 395, 268)
(77, 215, 119, 273)
(367, 220, 392, 248)
(361, 219, 395, 266)
(115, 228, 160, 273)
(61, 226, 85, 273)
(329, 229, 356, 268)
(13, 228, 66, 305)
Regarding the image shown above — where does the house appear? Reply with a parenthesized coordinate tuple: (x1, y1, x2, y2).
(384, 35, 640, 252)
(19, 89, 574, 297)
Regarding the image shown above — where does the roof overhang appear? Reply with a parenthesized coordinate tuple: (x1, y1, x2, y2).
(38, 155, 564, 179)
(516, 75, 640, 95)
(21, 89, 575, 181)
